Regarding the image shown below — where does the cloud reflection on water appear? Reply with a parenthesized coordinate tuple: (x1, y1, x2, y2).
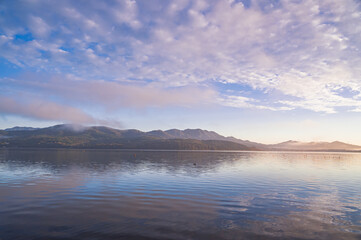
(0, 149, 360, 239)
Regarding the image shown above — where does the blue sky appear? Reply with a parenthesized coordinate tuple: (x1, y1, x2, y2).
(1, 0, 361, 144)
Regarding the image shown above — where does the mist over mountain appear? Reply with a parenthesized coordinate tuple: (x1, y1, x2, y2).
(0, 124, 360, 151)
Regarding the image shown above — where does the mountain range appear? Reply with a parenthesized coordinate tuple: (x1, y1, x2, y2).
(1, 124, 360, 151)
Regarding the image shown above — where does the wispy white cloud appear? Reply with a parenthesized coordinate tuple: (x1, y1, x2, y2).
(0, 0, 360, 116)
(29, 16, 51, 37)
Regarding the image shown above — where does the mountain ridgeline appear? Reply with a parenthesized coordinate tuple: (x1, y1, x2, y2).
(1, 124, 360, 151)
(0, 125, 255, 150)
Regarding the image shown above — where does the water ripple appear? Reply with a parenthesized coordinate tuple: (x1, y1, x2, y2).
(0, 149, 360, 240)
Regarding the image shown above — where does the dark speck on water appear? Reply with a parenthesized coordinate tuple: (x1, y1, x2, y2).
(0, 149, 360, 240)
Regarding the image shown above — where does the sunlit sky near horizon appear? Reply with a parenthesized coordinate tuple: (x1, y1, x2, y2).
(1, 0, 361, 144)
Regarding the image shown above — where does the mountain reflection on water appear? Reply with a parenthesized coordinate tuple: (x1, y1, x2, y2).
(0, 149, 360, 240)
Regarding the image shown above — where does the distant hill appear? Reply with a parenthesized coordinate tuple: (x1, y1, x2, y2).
(1, 124, 360, 151)
(148, 128, 266, 149)
(268, 140, 361, 151)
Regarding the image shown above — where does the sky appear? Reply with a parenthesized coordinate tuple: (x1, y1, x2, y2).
(0, 0, 361, 144)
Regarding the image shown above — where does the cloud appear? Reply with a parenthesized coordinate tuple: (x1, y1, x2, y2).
(1, 74, 217, 109)
(0, 96, 95, 124)
(29, 16, 51, 37)
(0, 0, 360, 114)
(219, 95, 294, 111)
(44, 78, 217, 109)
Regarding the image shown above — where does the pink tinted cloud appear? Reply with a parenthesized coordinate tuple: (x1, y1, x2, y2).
(13, 75, 218, 109)
(0, 96, 95, 124)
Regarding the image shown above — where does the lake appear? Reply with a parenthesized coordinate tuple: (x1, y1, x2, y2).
(0, 149, 360, 240)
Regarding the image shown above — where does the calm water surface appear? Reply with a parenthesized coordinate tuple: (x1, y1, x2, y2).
(0, 149, 360, 240)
